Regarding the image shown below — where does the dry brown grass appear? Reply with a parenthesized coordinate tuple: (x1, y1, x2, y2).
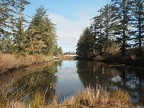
(3, 87, 142, 108)
(0, 53, 52, 74)
(58, 55, 74, 60)
(59, 88, 132, 108)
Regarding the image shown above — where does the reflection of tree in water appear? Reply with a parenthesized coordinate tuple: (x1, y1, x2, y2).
(115, 66, 144, 105)
(76, 61, 118, 89)
(12, 61, 62, 103)
(77, 61, 144, 105)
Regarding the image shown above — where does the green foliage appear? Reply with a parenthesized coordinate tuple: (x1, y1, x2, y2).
(0, 1, 61, 55)
(53, 46, 63, 56)
(111, 0, 132, 55)
(0, 0, 30, 54)
(77, 4, 117, 58)
(13, 0, 30, 54)
(26, 6, 58, 55)
(76, 27, 93, 58)
(77, 0, 144, 58)
(130, 0, 144, 48)
(0, 0, 15, 53)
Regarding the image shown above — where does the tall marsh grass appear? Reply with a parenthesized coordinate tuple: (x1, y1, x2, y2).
(59, 88, 133, 108)
(0, 53, 53, 74)
(0, 85, 142, 108)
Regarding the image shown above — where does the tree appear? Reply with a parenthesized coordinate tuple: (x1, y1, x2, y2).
(26, 6, 57, 55)
(0, 0, 29, 53)
(76, 27, 93, 58)
(131, 0, 144, 48)
(111, 0, 132, 55)
(0, 0, 15, 52)
(53, 46, 63, 56)
(92, 4, 115, 54)
(12, 0, 30, 54)
(91, 15, 104, 55)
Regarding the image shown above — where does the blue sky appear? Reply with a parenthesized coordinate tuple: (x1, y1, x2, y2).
(24, 0, 111, 52)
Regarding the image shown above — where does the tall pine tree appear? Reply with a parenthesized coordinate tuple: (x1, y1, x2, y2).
(111, 0, 132, 55)
(26, 6, 57, 55)
(12, 0, 30, 54)
(0, 0, 29, 53)
(131, 0, 144, 48)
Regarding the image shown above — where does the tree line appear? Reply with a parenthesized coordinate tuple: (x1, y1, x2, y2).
(77, 0, 144, 58)
(0, 0, 62, 55)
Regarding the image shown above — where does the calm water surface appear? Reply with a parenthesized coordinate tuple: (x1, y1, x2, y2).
(55, 60, 144, 104)
(0, 60, 144, 105)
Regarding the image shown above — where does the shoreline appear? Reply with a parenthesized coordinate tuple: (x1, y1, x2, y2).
(76, 49, 144, 67)
(0, 54, 143, 108)
(5, 87, 141, 108)
(0, 53, 53, 74)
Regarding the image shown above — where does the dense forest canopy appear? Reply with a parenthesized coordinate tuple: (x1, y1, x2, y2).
(0, 0, 62, 55)
(76, 0, 144, 58)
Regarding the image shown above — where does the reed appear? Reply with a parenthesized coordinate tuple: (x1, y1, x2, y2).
(59, 87, 133, 108)
(29, 91, 45, 108)
(0, 53, 53, 74)
(1, 86, 142, 108)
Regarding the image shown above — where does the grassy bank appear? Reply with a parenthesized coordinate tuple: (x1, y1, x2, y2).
(0, 53, 53, 74)
(99, 48, 144, 66)
(1, 87, 141, 108)
(77, 48, 144, 66)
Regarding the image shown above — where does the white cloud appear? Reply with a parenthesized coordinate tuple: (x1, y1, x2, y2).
(49, 13, 91, 52)
(48, 0, 109, 53)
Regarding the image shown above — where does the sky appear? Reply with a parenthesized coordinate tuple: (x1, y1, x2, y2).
(24, 0, 111, 52)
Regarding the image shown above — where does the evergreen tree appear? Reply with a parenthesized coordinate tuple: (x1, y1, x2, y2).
(131, 0, 144, 48)
(0, 0, 15, 52)
(91, 15, 105, 55)
(12, 0, 30, 54)
(93, 4, 114, 54)
(26, 6, 57, 55)
(76, 27, 93, 58)
(0, 0, 29, 53)
(111, 0, 132, 55)
(53, 46, 63, 56)
(77, 0, 144, 59)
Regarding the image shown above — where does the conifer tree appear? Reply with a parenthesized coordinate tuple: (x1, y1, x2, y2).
(91, 15, 105, 55)
(0, 0, 15, 52)
(76, 27, 92, 58)
(12, 0, 29, 54)
(131, 0, 144, 48)
(94, 4, 114, 54)
(26, 6, 57, 55)
(111, 0, 132, 55)
(0, 0, 29, 53)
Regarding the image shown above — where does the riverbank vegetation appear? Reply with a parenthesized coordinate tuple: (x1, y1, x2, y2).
(0, 1, 62, 72)
(1, 0, 144, 108)
(1, 60, 143, 108)
(0, 85, 141, 108)
(0, 61, 60, 108)
(0, 53, 55, 74)
(76, 0, 144, 66)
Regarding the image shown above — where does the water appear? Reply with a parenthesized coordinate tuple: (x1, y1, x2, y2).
(56, 60, 144, 105)
(55, 60, 84, 103)
(0, 60, 144, 105)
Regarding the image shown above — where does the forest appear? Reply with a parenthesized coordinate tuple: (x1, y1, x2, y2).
(76, 0, 144, 65)
(0, 0, 62, 56)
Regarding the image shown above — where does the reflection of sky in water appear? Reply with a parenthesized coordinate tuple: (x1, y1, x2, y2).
(129, 92, 140, 103)
(55, 61, 84, 103)
(54, 61, 144, 105)
(126, 78, 139, 89)
(58, 60, 77, 69)
(111, 75, 121, 82)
